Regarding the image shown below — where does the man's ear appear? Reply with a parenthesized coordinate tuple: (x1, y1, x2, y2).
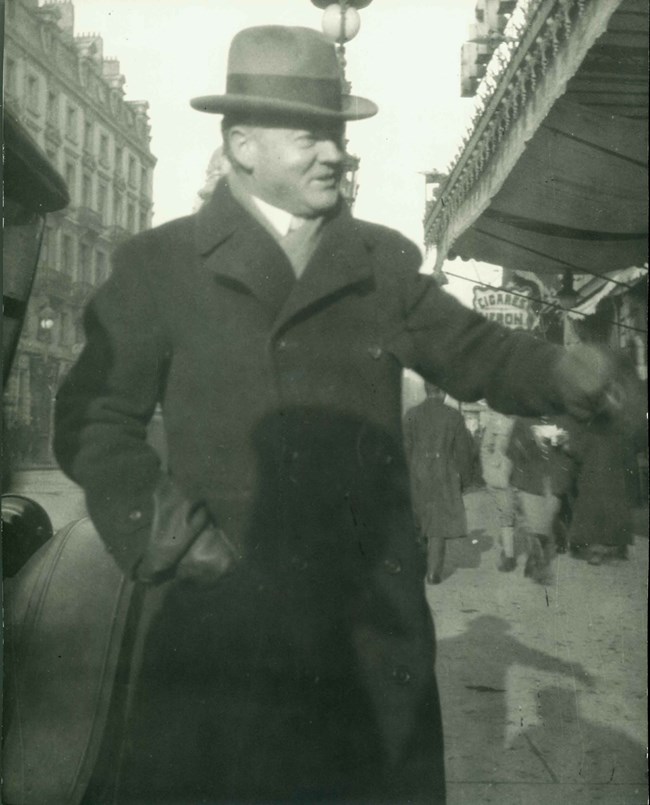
(226, 126, 257, 172)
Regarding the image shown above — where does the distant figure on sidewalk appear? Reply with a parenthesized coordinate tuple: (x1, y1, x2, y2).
(479, 409, 516, 572)
(507, 416, 574, 582)
(403, 384, 476, 584)
(565, 352, 647, 565)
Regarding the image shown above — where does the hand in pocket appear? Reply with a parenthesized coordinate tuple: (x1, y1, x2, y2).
(176, 524, 239, 586)
(135, 476, 238, 585)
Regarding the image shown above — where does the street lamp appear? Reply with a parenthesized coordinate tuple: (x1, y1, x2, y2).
(313, 1, 371, 85)
(311, 0, 374, 206)
(37, 303, 56, 342)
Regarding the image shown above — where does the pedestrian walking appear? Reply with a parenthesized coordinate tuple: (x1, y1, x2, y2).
(507, 416, 574, 582)
(51, 24, 625, 805)
(565, 353, 647, 565)
(403, 385, 476, 584)
(480, 409, 517, 572)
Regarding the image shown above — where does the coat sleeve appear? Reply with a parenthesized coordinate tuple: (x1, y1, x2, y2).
(54, 239, 169, 574)
(388, 256, 565, 416)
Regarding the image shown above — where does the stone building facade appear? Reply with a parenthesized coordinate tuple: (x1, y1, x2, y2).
(4, 0, 156, 466)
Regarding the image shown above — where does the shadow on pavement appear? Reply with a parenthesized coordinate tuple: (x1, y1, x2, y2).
(509, 685, 648, 787)
(437, 615, 595, 784)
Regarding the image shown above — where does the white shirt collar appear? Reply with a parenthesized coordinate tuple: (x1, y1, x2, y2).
(251, 195, 301, 237)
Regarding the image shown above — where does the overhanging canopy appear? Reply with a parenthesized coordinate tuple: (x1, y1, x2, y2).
(448, 99, 648, 277)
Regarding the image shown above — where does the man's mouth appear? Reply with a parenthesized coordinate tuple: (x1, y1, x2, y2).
(312, 175, 339, 187)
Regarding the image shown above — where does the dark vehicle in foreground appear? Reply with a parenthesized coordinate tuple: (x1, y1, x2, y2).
(2, 109, 69, 576)
(3, 111, 124, 805)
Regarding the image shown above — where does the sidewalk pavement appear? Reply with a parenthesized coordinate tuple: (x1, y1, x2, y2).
(429, 490, 648, 805)
(7, 472, 648, 804)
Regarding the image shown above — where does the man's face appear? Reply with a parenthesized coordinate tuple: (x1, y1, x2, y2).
(247, 123, 345, 216)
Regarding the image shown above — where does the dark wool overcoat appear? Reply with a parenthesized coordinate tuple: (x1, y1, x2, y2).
(564, 415, 643, 550)
(54, 179, 565, 804)
(403, 398, 476, 542)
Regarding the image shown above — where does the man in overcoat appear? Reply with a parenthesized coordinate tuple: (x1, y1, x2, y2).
(403, 385, 477, 584)
(54, 25, 620, 805)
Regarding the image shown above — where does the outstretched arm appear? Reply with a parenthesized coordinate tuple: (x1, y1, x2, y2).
(390, 253, 617, 419)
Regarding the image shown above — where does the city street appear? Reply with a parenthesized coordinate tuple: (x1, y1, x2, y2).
(9, 470, 649, 805)
(434, 492, 648, 805)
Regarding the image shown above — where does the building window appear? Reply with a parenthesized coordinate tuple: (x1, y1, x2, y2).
(128, 156, 137, 187)
(127, 202, 136, 232)
(97, 182, 108, 223)
(59, 312, 69, 347)
(115, 145, 123, 174)
(99, 133, 109, 165)
(82, 173, 93, 208)
(79, 243, 91, 283)
(66, 105, 78, 140)
(140, 166, 148, 192)
(41, 226, 54, 266)
(62, 234, 75, 277)
(139, 209, 149, 231)
(84, 120, 94, 150)
(65, 162, 76, 201)
(47, 90, 59, 125)
(114, 193, 123, 226)
(26, 74, 40, 110)
(96, 251, 108, 284)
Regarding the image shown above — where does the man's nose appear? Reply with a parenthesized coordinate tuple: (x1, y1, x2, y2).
(317, 138, 344, 164)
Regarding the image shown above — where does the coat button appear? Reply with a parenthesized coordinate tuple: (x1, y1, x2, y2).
(367, 345, 383, 359)
(277, 338, 288, 351)
(128, 509, 143, 522)
(391, 665, 412, 685)
(383, 557, 402, 575)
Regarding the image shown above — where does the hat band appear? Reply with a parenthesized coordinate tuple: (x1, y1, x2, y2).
(227, 73, 343, 112)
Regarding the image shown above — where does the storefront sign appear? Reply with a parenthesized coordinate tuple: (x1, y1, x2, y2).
(472, 284, 540, 331)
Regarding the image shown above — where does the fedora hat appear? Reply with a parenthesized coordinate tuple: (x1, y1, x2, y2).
(190, 26, 377, 122)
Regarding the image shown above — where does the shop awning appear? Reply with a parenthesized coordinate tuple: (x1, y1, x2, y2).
(426, 0, 648, 283)
(566, 265, 648, 319)
(448, 99, 648, 277)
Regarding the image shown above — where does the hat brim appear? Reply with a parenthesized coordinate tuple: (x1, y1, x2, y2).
(190, 93, 378, 122)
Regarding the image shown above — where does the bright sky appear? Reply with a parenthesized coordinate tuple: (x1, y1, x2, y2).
(71, 0, 501, 303)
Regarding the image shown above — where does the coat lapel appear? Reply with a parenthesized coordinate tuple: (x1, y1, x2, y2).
(195, 179, 296, 316)
(272, 203, 375, 336)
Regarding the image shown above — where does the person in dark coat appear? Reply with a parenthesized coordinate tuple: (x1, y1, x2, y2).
(53, 25, 625, 805)
(403, 385, 476, 584)
(565, 352, 647, 565)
